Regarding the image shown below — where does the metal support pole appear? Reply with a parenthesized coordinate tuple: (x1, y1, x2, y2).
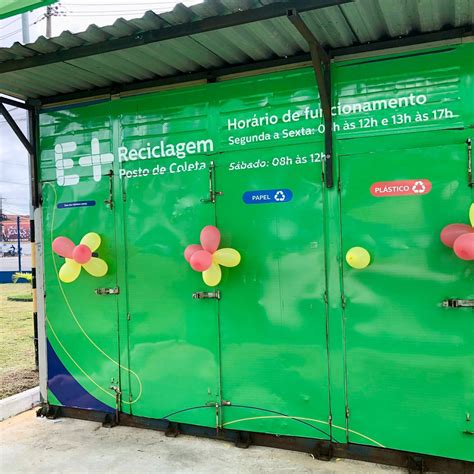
(46, 6, 52, 38)
(287, 9, 334, 188)
(21, 12, 30, 44)
(17, 215, 22, 272)
(27, 106, 40, 371)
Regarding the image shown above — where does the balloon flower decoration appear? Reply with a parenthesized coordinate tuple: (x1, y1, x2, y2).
(184, 225, 241, 286)
(440, 203, 474, 261)
(52, 232, 108, 283)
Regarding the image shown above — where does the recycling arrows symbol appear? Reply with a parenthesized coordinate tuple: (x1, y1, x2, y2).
(274, 190, 286, 201)
(412, 181, 426, 193)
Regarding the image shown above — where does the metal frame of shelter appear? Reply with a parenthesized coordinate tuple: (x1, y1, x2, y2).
(0, 1, 472, 471)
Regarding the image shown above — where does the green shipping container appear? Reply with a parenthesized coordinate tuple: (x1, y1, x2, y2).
(39, 43, 473, 463)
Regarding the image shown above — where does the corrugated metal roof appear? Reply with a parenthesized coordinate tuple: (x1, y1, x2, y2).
(0, 0, 472, 101)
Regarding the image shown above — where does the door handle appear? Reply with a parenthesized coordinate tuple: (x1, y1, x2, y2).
(193, 291, 220, 300)
(442, 299, 474, 308)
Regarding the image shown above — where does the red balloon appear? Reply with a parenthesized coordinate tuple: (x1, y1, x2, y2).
(72, 244, 92, 264)
(453, 233, 474, 261)
(52, 236, 75, 258)
(440, 224, 473, 248)
(184, 244, 203, 262)
(190, 250, 212, 271)
(200, 225, 220, 253)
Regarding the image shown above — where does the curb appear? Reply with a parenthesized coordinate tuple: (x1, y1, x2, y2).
(0, 386, 40, 421)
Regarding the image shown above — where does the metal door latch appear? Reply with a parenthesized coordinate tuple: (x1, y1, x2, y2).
(95, 287, 120, 295)
(193, 291, 220, 300)
(442, 299, 474, 308)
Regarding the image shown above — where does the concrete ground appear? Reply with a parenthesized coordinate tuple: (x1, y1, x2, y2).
(0, 410, 403, 474)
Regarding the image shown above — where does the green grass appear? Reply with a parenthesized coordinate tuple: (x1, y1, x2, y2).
(0, 283, 38, 398)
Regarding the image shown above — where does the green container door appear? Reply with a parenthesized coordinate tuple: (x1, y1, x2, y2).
(214, 144, 331, 439)
(122, 146, 332, 437)
(121, 158, 221, 426)
(339, 138, 474, 460)
(42, 176, 121, 412)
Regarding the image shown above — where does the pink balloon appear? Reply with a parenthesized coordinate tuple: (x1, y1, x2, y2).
(200, 225, 220, 253)
(440, 224, 473, 248)
(453, 233, 474, 261)
(52, 236, 75, 258)
(72, 244, 92, 264)
(184, 244, 203, 262)
(190, 250, 212, 272)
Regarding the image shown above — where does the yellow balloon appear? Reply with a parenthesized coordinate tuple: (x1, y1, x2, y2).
(213, 248, 241, 267)
(83, 257, 108, 277)
(346, 247, 371, 269)
(59, 259, 81, 283)
(202, 262, 221, 287)
(80, 232, 101, 252)
(469, 203, 474, 227)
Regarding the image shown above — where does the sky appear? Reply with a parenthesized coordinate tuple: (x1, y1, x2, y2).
(0, 0, 201, 216)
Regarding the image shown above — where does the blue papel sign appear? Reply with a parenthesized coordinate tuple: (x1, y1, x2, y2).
(242, 189, 293, 204)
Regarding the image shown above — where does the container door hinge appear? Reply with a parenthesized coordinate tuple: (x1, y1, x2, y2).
(467, 138, 472, 187)
(95, 287, 120, 295)
(345, 407, 350, 419)
(127, 312, 131, 320)
(338, 178, 342, 193)
(193, 290, 220, 300)
(341, 294, 346, 309)
(442, 299, 474, 308)
(323, 291, 328, 304)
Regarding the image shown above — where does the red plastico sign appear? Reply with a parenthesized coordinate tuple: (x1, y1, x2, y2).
(370, 179, 432, 197)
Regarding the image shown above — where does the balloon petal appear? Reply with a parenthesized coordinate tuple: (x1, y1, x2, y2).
(346, 247, 371, 269)
(83, 257, 108, 277)
(200, 225, 220, 253)
(453, 233, 474, 260)
(202, 262, 221, 287)
(190, 250, 212, 272)
(80, 232, 102, 252)
(470, 203, 474, 227)
(52, 236, 75, 258)
(440, 223, 473, 248)
(213, 248, 241, 267)
(59, 259, 81, 283)
(184, 244, 203, 262)
(72, 244, 92, 264)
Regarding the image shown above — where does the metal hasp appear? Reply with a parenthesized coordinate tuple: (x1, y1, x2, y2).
(95, 287, 120, 295)
(442, 299, 474, 308)
(192, 291, 221, 300)
(201, 161, 223, 203)
(287, 9, 333, 188)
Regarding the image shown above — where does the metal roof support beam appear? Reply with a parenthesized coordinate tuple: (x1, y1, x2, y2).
(0, 103, 34, 155)
(287, 8, 333, 188)
(0, 96, 32, 110)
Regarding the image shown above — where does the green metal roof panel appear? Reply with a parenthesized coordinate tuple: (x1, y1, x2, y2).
(0, 0, 472, 101)
(0, 0, 57, 20)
